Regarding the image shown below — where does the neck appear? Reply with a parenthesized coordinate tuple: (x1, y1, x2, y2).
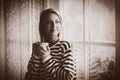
(45, 36, 59, 46)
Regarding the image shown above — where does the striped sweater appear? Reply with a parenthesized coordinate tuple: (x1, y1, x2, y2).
(25, 40, 76, 80)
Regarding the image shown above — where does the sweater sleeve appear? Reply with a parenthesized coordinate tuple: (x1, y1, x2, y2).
(42, 41, 76, 80)
(25, 43, 42, 80)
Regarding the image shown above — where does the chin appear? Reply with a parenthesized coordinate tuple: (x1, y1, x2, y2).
(51, 33, 59, 36)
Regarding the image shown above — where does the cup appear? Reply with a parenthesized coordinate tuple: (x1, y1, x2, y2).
(39, 42, 49, 51)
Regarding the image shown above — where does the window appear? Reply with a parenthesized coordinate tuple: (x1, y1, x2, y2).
(59, 0, 115, 80)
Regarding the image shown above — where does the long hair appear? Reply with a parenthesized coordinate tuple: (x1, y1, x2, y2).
(39, 8, 62, 41)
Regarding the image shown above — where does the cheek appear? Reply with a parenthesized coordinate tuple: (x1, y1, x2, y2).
(44, 25, 51, 33)
(57, 24, 62, 32)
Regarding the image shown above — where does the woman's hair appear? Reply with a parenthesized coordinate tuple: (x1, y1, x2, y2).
(39, 8, 62, 41)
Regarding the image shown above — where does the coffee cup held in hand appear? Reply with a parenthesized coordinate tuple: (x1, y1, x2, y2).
(39, 42, 49, 51)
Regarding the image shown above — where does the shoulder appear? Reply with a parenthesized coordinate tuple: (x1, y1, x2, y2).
(60, 41, 72, 47)
(59, 41, 73, 52)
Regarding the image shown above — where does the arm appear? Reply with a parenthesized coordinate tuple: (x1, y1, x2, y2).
(25, 42, 48, 80)
(42, 41, 76, 80)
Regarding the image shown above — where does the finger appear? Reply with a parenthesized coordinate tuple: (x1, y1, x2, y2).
(47, 46, 50, 52)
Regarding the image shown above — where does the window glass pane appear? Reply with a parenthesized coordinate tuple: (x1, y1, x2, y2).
(86, 0, 115, 43)
(60, 0, 83, 41)
(88, 45, 115, 80)
(72, 42, 85, 80)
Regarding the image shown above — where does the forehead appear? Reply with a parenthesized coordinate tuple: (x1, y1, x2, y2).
(46, 13, 59, 20)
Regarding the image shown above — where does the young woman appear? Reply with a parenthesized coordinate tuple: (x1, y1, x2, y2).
(25, 8, 76, 80)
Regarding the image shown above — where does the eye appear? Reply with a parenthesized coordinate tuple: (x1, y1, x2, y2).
(55, 20, 60, 24)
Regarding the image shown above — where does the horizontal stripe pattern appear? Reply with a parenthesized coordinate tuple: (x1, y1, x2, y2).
(25, 41, 76, 80)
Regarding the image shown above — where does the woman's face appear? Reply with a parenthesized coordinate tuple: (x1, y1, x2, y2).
(44, 13, 61, 37)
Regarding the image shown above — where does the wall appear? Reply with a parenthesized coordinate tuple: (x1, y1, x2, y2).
(1, 0, 47, 80)
(116, 0, 120, 80)
(0, 0, 5, 80)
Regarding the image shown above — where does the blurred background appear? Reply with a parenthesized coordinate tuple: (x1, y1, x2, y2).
(0, 0, 120, 80)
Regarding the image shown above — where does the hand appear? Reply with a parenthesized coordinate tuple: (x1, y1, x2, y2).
(33, 42, 50, 59)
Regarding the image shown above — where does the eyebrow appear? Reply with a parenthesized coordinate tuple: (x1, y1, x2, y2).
(47, 18, 60, 21)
